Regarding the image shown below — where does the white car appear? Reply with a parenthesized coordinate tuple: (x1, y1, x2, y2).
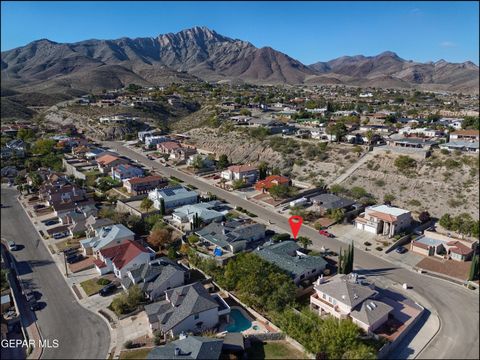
(8, 241, 17, 251)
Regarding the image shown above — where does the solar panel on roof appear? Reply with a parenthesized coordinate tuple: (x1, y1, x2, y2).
(163, 189, 176, 196)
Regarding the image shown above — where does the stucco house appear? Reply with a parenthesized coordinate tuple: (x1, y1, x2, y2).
(310, 273, 393, 334)
(148, 185, 198, 212)
(93, 239, 152, 279)
(80, 224, 135, 255)
(144, 282, 231, 339)
(354, 205, 412, 238)
(171, 201, 228, 231)
(221, 165, 259, 185)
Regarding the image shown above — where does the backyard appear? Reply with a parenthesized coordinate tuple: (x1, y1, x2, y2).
(247, 341, 306, 359)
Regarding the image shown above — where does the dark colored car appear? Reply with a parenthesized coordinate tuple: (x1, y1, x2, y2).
(45, 220, 59, 226)
(33, 204, 46, 210)
(395, 247, 408, 254)
(99, 283, 117, 297)
(63, 247, 78, 256)
(67, 254, 84, 264)
(30, 301, 41, 311)
(319, 229, 335, 238)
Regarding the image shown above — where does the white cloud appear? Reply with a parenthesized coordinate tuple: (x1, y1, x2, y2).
(440, 41, 456, 48)
(409, 8, 423, 16)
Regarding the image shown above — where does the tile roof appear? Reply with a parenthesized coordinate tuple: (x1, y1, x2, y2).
(146, 336, 223, 360)
(447, 241, 474, 256)
(80, 224, 135, 252)
(158, 141, 181, 150)
(98, 240, 149, 270)
(255, 241, 328, 278)
(227, 165, 258, 173)
(97, 154, 121, 165)
(255, 175, 290, 190)
(145, 282, 219, 332)
(314, 274, 377, 308)
(196, 221, 265, 250)
(350, 299, 393, 327)
(451, 130, 479, 136)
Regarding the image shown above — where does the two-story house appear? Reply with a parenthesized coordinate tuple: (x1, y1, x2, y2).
(123, 175, 168, 195)
(148, 185, 198, 212)
(111, 164, 144, 181)
(354, 205, 412, 238)
(196, 220, 266, 254)
(221, 165, 259, 185)
(97, 154, 128, 174)
(121, 258, 186, 301)
(80, 224, 135, 255)
(93, 239, 152, 279)
(171, 201, 228, 231)
(310, 274, 393, 334)
(144, 282, 231, 339)
(255, 241, 328, 286)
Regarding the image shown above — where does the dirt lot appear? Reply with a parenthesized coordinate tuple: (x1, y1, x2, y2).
(185, 128, 367, 186)
(341, 149, 479, 218)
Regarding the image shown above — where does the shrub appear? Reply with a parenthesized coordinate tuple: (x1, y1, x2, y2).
(272, 233, 291, 242)
(124, 341, 134, 349)
(375, 246, 383, 251)
(97, 278, 111, 286)
(394, 155, 417, 172)
(375, 179, 385, 187)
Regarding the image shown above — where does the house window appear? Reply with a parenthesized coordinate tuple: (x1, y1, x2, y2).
(333, 299, 337, 305)
(328, 297, 332, 303)
(194, 314, 199, 320)
(322, 293, 326, 300)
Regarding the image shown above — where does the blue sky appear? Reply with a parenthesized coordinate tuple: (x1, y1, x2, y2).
(1, 1, 478, 64)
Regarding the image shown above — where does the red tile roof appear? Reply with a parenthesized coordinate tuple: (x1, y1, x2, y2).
(447, 241, 474, 256)
(97, 154, 121, 165)
(93, 259, 107, 269)
(99, 240, 149, 270)
(368, 210, 397, 223)
(452, 130, 479, 137)
(254, 175, 290, 190)
(157, 141, 181, 150)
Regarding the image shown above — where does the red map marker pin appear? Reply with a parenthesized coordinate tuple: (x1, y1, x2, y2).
(288, 216, 303, 240)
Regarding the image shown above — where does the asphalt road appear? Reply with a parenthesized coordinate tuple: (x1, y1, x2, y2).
(106, 140, 479, 360)
(1, 187, 110, 359)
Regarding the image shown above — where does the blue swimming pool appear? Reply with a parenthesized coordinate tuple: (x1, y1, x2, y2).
(226, 309, 252, 332)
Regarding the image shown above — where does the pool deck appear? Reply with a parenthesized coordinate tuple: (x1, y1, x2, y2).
(219, 306, 274, 335)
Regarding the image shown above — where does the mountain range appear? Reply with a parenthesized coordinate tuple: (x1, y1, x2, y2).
(1, 26, 478, 94)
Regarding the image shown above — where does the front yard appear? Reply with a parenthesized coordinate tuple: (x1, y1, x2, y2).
(80, 277, 110, 296)
(119, 348, 151, 360)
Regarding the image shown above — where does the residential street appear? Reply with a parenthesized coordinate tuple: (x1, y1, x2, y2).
(1, 187, 111, 359)
(105, 140, 480, 360)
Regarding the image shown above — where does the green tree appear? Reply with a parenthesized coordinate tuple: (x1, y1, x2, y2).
(140, 197, 154, 212)
(258, 161, 268, 180)
(232, 179, 245, 190)
(468, 255, 479, 281)
(187, 234, 200, 245)
(394, 155, 417, 172)
(383, 193, 396, 204)
(32, 139, 56, 155)
(268, 184, 291, 200)
(439, 213, 453, 229)
(17, 128, 36, 142)
(217, 154, 229, 169)
(190, 155, 204, 169)
(298, 236, 313, 250)
(330, 184, 346, 195)
(365, 130, 375, 144)
(326, 122, 347, 142)
(159, 198, 166, 215)
(349, 186, 368, 200)
(327, 208, 345, 223)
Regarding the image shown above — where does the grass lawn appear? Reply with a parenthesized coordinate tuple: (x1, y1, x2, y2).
(119, 348, 151, 359)
(55, 239, 80, 252)
(247, 341, 305, 359)
(80, 278, 104, 297)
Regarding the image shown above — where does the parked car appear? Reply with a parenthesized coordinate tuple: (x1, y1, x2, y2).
(45, 220, 59, 226)
(30, 301, 41, 311)
(99, 283, 117, 297)
(25, 291, 35, 303)
(53, 232, 68, 240)
(67, 254, 84, 264)
(319, 230, 335, 238)
(33, 204, 46, 210)
(8, 240, 17, 251)
(63, 247, 78, 255)
(395, 247, 408, 254)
